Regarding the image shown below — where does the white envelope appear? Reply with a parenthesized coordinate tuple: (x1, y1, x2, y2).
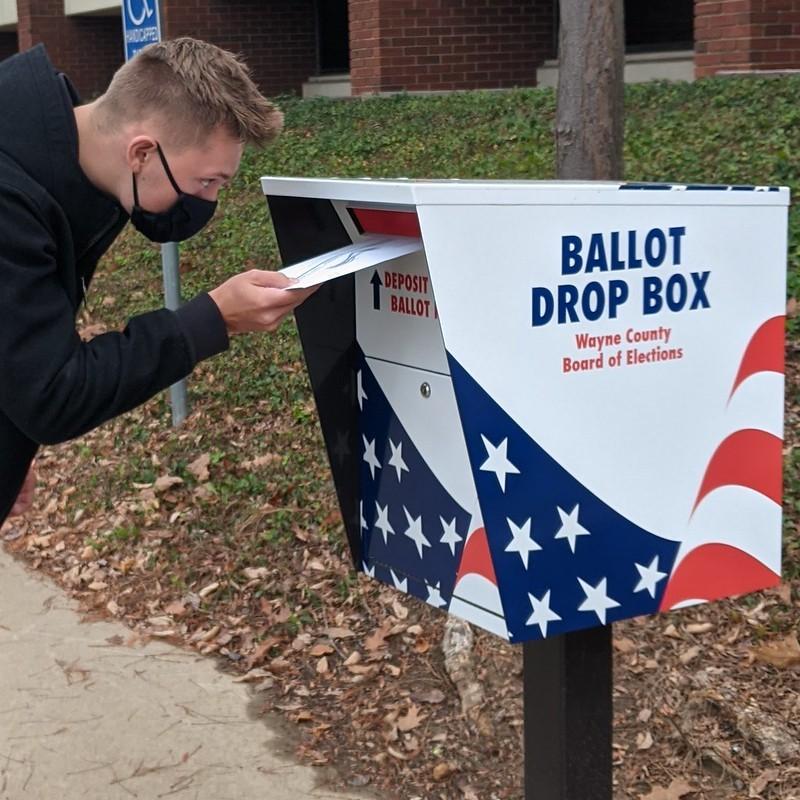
(281, 233, 422, 289)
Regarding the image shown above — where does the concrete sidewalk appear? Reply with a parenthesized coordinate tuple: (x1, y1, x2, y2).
(0, 547, 372, 800)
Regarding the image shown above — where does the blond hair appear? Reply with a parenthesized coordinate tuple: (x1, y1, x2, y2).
(97, 38, 283, 148)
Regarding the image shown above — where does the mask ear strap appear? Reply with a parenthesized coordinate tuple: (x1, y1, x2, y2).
(155, 142, 183, 195)
(131, 172, 141, 208)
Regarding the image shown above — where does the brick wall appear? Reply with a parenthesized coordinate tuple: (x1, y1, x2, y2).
(696, 0, 800, 76)
(16, 0, 122, 98)
(161, 0, 317, 96)
(0, 31, 17, 62)
(349, 0, 554, 95)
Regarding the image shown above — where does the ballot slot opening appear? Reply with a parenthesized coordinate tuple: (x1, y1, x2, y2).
(278, 202, 424, 291)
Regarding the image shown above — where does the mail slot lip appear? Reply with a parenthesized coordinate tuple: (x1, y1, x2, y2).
(261, 176, 790, 208)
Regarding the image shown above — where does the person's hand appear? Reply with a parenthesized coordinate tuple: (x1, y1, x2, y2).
(208, 270, 319, 335)
(10, 462, 36, 517)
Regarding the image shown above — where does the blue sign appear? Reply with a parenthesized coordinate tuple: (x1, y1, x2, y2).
(121, 0, 161, 62)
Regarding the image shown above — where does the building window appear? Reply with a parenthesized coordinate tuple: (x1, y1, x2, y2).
(317, 0, 350, 73)
(624, 0, 694, 53)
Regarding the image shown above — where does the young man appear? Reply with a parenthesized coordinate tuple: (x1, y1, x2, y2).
(0, 38, 316, 525)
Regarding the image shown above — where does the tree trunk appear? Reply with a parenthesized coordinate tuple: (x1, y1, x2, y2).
(555, 0, 625, 181)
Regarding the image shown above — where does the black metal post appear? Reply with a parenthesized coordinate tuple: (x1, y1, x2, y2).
(524, 625, 613, 800)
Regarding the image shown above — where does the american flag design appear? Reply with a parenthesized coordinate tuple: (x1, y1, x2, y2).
(358, 350, 471, 609)
(446, 310, 784, 640)
(357, 349, 509, 638)
(448, 353, 681, 641)
(357, 311, 784, 641)
(659, 315, 784, 609)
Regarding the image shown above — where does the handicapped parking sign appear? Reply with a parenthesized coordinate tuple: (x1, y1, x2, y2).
(121, 0, 161, 61)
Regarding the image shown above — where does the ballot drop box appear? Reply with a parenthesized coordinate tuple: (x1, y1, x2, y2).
(261, 177, 789, 646)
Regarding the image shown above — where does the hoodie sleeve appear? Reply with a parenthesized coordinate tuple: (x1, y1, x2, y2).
(0, 183, 229, 445)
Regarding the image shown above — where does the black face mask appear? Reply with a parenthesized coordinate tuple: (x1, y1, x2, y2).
(130, 143, 217, 243)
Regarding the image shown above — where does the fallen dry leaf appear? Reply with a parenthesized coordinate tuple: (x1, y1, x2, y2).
(685, 622, 713, 634)
(2, 525, 23, 542)
(343, 651, 361, 666)
(247, 636, 280, 668)
(187, 453, 210, 482)
(613, 636, 636, 653)
(679, 645, 701, 665)
(309, 643, 334, 657)
(767, 583, 793, 605)
(636, 730, 654, 750)
(391, 598, 409, 619)
(397, 704, 425, 732)
(639, 777, 694, 800)
(751, 634, 800, 669)
(433, 761, 457, 781)
(241, 453, 280, 470)
(414, 688, 446, 705)
(292, 633, 312, 651)
(324, 627, 355, 639)
(232, 668, 271, 683)
(153, 475, 183, 493)
(749, 767, 780, 797)
(268, 657, 292, 674)
(164, 600, 186, 617)
(364, 626, 389, 651)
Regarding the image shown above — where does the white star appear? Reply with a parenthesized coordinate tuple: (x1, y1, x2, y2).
(426, 582, 447, 608)
(357, 370, 367, 410)
(360, 500, 367, 531)
(634, 556, 668, 598)
(439, 516, 463, 556)
(505, 517, 541, 569)
(362, 435, 381, 479)
(390, 569, 407, 592)
(402, 506, 431, 558)
(479, 435, 520, 492)
(554, 504, 591, 553)
(526, 590, 561, 637)
(362, 561, 375, 578)
(374, 501, 394, 544)
(387, 439, 410, 482)
(577, 577, 620, 625)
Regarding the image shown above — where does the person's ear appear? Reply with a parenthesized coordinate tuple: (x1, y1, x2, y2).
(127, 136, 157, 174)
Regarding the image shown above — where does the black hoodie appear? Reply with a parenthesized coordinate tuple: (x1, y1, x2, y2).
(0, 46, 229, 524)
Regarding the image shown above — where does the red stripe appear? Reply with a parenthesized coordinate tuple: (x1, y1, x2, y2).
(729, 315, 785, 400)
(660, 543, 780, 610)
(693, 428, 783, 514)
(352, 208, 421, 238)
(455, 528, 497, 585)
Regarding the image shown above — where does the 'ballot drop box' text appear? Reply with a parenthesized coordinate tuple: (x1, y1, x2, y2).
(261, 177, 789, 644)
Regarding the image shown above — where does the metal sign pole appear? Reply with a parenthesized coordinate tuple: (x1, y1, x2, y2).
(122, 0, 188, 427)
(161, 241, 188, 426)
